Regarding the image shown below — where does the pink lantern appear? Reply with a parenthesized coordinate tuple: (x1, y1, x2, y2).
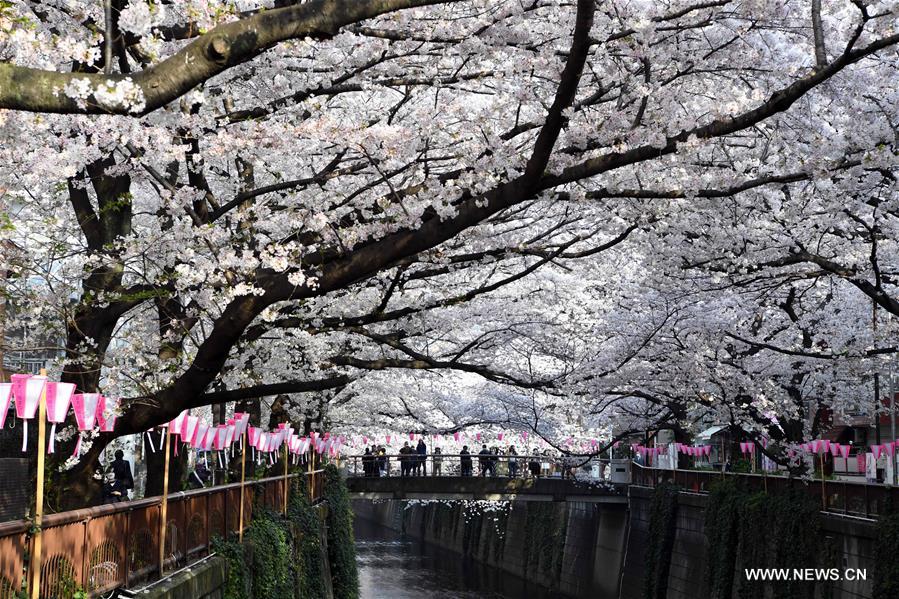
(169, 410, 187, 437)
(201, 428, 215, 451)
(409, 432, 415, 440)
(11, 374, 47, 451)
(498, 433, 505, 441)
(453, 432, 460, 442)
(192, 420, 210, 448)
(233, 412, 250, 438)
(44, 382, 75, 454)
(97, 396, 119, 432)
(247, 426, 261, 447)
(386, 435, 392, 444)
(181, 415, 199, 442)
(70, 392, 101, 458)
(476, 432, 482, 441)
(0, 383, 13, 429)
(829, 443, 841, 457)
(72, 393, 102, 431)
(212, 426, 228, 451)
(254, 431, 269, 451)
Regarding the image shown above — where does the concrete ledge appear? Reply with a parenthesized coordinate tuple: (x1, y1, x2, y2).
(129, 555, 226, 599)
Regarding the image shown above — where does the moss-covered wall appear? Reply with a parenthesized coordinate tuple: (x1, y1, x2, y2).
(212, 466, 358, 599)
(620, 486, 877, 599)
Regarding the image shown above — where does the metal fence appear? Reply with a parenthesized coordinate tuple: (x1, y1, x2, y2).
(0, 470, 323, 598)
(631, 463, 899, 518)
(344, 453, 608, 479)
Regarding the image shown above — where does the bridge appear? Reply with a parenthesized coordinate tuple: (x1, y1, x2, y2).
(345, 474, 628, 502)
(343, 452, 627, 502)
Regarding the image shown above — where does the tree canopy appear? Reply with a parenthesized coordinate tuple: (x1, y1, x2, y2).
(1, 0, 898, 497)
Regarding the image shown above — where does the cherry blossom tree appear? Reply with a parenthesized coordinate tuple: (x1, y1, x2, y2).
(1, 0, 897, 504)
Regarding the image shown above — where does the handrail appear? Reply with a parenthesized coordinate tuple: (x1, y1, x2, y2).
(0, 473, 310, 531)
(345, 453, 606, 459)
(0, 469, 326, 598)
(630, 461, 894, 489)
(629, 461, 899, 518)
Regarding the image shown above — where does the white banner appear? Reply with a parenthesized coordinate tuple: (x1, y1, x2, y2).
(866, 452, 877, 483)
(886, 453, 895, 486)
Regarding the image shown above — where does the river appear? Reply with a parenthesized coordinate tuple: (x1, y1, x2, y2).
(354, 517, 563, 599)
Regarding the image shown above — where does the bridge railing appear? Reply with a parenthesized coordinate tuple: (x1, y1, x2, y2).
(344, 453, 610, 480)
(0, 470, 323, 599)
(631, 462, 899, 518)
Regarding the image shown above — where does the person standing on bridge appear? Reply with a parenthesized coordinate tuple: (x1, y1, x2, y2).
(416, 438, 427, 476)
(362, 447, 374, 477)
(377, 446, 388, 477)
(528, 454, 541, 478)
(400, 441, 413, 477)
(460, 446, 473, 476)
(433, 447, 443, 476)
(479, 444, 492, 477)
(508, 446, 519, 478)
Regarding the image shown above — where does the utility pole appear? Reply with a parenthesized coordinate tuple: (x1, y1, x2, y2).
(874, 302, 882, 445)
(891, 355, 897, 486)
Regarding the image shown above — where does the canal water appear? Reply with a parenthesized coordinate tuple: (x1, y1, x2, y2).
(354, 517, 562, 599)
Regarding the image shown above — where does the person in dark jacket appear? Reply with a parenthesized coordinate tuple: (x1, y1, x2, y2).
(528, 454, 541, 478)
(109, 449, 134, 499)
(460, 446, 473, 476)
(362, 447, 374, 476)
(508, 446, 519, 477)
(478, 444, 492, 476)
(416, 439, 427, 476)
(399, 442, 413, 477)
(101, 472, 126, 504)
(377, 446, 388, 476)
(189, 457, 211, 489)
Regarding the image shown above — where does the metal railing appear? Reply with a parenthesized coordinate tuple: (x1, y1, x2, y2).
(631, 462, 899, 518)
(345, 453, 609, 479)
(0, 470, 323, 599)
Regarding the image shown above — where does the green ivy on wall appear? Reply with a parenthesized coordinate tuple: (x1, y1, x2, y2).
(644, 482, 679, 599)
(211, 534, 250, 599)
(705, 480, 821, 599)
(212, 472, 352, 599)
(246, 510, 293, 597)
(705, 479, 741, 599)
(873, 507, 899, 597)
(289, 475, 328, 599)
(323, 464, 360, 599)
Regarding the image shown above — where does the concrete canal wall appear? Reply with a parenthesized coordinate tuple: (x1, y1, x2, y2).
(354, 488, 879, 599)
(352, 498, 628, 599)
(620, 486, 876, 599)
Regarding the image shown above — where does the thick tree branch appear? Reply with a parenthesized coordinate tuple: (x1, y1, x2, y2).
(0, 0, 459, 114)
